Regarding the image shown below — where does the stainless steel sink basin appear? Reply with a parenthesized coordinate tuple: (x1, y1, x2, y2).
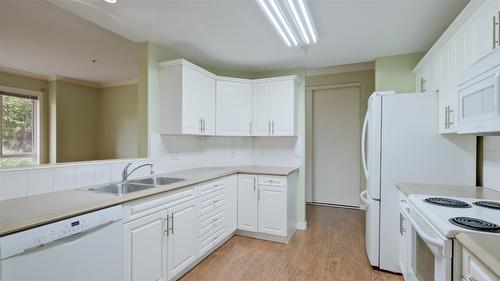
(129, 177, 185, 186)
(84, 177, 186, 195)
(87, 182, 155, 195)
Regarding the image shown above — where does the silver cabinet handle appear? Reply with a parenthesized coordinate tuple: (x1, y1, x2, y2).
(199, 118, 203, 132)
(444, 106, 449, 129)
(258, 188, 261, 201)
(494, 15, 499, 49)
(272, 121, 275, 135)
(249, 122, 252, 135)
(253, 177, 256, 192)
(202, 118, 206, 133)
(268, 121, 271, 135)
(399, 213, 406, 235)
(498, 12, 500, 47)
(448, 107, 454, 127)
(421, 77, 427, 92)
(170, 214, 174, 235)
(164, 216, 169, 236)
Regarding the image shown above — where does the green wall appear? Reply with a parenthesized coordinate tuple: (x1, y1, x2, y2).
(0, 71, 50, 164)
(375, 52, 424, 93)
(306, 70, 375, 196)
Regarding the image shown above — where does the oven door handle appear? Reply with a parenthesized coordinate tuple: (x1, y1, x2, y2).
(400, 206, 445, 252)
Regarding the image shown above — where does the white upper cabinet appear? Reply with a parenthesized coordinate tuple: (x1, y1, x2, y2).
(252, 77, 297, 136)
(216, 79, 252, 136)
(414, 0, 500, 134)
(159, 59, 216, 135)
(159, 59, 297, 137)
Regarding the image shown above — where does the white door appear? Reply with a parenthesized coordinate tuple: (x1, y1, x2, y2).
(257, 185, 286, 236)
(237, 174, 258, 232)
(252, 83, 272, 136)
(216, 80, 252, 136)
(271, 80, 295, 136)
(123, 211, 166, 281)
(182, 66, 204, 134)
(167, 200, 196, 279)
(312, 86, 361, 207)
(225, 175, 238, 233)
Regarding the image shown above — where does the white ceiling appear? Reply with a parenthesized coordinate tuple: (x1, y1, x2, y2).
(0, 0, 137, 84)
(0, 0, 468, 84)
(50, 0, 469, 73)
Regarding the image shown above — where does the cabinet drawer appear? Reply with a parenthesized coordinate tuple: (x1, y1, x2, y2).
(198, 178, 226, 196)
(258, 175, 286, 186)
(462, 249, 499, 281)
(198, 207, 225, 237)
(198, 224, 225, 257)
(197, 192, 225, 216)
(123, 186, 194, 222)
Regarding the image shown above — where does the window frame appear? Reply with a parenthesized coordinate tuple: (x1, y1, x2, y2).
(0, 86, 41, 165)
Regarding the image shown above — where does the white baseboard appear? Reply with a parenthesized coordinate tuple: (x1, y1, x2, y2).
(296, 221, 307, 230)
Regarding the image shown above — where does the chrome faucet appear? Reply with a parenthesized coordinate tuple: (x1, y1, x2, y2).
(121, 163, 154, 183)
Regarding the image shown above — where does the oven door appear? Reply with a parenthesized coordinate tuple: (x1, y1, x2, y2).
(400, 202, 452, 281)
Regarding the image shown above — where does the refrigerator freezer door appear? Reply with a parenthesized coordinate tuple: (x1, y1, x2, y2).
(361, 191, 380, 267)
(366, 93, 382, 200)
(378, 93, 476, 273)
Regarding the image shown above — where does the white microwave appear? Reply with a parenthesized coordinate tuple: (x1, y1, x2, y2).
(458, 48, 500, 134)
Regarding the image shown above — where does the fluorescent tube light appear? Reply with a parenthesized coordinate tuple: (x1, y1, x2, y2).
(256, 0, 317, 47)
(257, 0, 292, 47)
(298, 0, 317, 43)
(104, 0, 117, 3)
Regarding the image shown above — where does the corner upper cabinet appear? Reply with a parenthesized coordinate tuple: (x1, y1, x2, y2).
(252, 77, 297, 136)
(158, 59, 216, 135)
(216, 78, 252, 136)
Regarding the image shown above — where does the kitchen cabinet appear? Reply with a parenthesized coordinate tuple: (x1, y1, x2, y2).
(225, 175, 238, 233)
(257, 185, 287, 236)
(462, 248, 499, 281)
(167, 200, 196, 278)
(216, 78, 252, 136)
(252, 78, 296, 136)
(398, 192, 409, 278)
(237, 174, 258, 232)
(123, 210, 166, 281)
(414, 0, 500, 134)
(159, 59, 216, 135)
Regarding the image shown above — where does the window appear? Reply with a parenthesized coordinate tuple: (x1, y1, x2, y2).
(0, 90, 39, 168)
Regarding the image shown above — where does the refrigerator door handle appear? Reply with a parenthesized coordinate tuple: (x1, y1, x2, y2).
(360, 190, 370, 206)
(361, 111, 369, 178)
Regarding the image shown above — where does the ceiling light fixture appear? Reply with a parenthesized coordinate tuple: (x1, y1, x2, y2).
(104, 0, 117, 3)
(256, 0, 318, 47)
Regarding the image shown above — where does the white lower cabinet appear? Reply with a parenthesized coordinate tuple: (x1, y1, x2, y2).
(123, 210, 166, 281)
(225, 175, 238, 233)
(167, 200, 196, 278)
(237, 174, 258, 232)
(462, 248, 499, 281)
(258, 185, 287, 236)
(237, 174, 296, 242)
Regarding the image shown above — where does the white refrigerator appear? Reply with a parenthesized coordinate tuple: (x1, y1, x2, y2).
(359, 92, 476, 273)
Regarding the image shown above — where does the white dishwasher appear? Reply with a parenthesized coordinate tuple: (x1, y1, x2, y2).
(0, 205, 123, 281)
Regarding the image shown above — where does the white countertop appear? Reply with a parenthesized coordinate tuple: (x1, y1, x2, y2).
(0, 166, 299, 237)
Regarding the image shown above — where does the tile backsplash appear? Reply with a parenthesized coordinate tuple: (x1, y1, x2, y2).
(0, 159, 149, 200)
(483, 136, 500, 192)
(0, 135, 303, 200)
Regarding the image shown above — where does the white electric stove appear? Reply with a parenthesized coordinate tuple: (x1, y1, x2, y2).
(408, 194, 500, 237)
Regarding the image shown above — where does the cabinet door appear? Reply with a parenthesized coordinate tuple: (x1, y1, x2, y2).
(270, 80, 295, 136)
(257, 185, 287, 236)
(216, 80, 252, 136)
(200, 77, 216, 136)
(237, 174, 258, 232)
(471, 1, 498, 61)
(225, 175, 238, 234)
(167, 200, 196, 279)
(123, 211, 166, 281)
(252, 83, 272, 136)
(182, 66, 205, 134)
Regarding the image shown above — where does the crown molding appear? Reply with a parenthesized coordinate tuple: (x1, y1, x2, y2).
(0, 66, 50, 81)
(306, 61, 374, 77)
(99, 79, 138, 88)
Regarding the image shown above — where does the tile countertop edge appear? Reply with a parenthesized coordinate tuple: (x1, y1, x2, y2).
(455, 233, 500, 277)
(0, 166, 300, 237)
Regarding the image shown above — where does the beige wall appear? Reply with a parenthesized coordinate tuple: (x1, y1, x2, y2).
(0, 70, 50, 164)
(306, 70, 375, 196)
(55, 80, 100, 162)
(97, 84, 138, 159)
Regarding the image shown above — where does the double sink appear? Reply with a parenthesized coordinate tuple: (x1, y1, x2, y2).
(86, 176, 186, 195)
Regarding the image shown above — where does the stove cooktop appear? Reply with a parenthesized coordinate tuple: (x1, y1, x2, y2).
(408, 194, 500, 237)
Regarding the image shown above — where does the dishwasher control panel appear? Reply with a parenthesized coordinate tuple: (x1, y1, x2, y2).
(0, 205, 122, 259)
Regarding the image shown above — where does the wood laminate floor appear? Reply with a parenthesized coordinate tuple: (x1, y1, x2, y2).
(181, 205, 403, 281)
